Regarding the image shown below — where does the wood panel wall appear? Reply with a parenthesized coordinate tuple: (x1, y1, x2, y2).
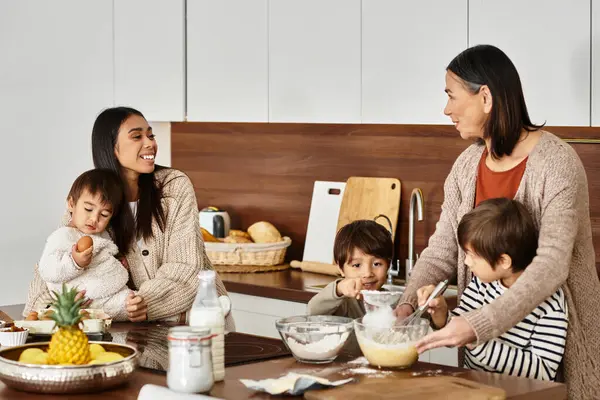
(171, 123, 600, 277)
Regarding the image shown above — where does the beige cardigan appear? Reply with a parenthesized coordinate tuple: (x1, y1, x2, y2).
(401, 132, 600, 399)
(24, 168, 234, 331)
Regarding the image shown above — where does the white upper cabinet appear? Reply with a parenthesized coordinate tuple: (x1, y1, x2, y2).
(593, 2, 600, 126)
(469, 0, 591, 127)
(114, 0, 185, 121)
(269, 0, 361, 123)
(362, 0, 467, 124)
(187, 0, 268, 122)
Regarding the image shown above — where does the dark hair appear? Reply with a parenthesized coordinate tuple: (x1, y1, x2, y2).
(447, 45, 544, 159)
(333, 220, 394, 267)
(91, 107, 166, 243)
(457, 198, 538, 272)
(68, 169, 132, 253)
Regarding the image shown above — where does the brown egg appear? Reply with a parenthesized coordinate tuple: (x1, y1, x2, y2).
(25, 311, 38, 321)
(77, 236, 93, 252)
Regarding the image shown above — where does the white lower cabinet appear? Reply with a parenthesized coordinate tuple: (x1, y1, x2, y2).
(428, 345, 458, 367)
(229, 293, 307, 339)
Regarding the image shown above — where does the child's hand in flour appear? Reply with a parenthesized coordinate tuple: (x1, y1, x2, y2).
(336, 278, 363, 300)
(71, 244, 93, 269)
(417, 284, 448, 329)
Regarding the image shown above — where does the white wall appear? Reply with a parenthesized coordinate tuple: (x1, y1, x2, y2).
(0, 1, 113, 306)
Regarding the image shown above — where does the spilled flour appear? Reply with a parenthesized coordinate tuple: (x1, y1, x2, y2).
(343, 367, 393, 378)
(347, 356, 369, 365)
(342, 357, 394, 378)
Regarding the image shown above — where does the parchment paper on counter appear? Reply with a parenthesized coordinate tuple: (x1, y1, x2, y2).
(240, 372, 354, 396)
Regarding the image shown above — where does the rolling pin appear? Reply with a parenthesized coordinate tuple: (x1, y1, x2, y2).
(290, 260, 341, 276)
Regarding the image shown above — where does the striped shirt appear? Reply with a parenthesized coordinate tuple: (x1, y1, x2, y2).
(452, 276, 568, 381)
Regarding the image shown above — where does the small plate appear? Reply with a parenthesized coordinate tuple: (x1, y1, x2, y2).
(14, 319, 108, 335)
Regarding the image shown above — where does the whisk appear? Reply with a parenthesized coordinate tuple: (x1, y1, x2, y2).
(401, 279, 449, 326)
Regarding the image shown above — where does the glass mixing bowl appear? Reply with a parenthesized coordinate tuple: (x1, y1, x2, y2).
(354, 317, 429, 369)
(276, 315, 354, 364)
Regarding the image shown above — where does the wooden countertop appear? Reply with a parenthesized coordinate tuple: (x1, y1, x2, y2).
(220, 269, 338, 303)
(0, 322, 566, 399)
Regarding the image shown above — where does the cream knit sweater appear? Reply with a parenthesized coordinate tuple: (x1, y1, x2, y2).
(25, 168, 234, 331)
(401, 131, 600, 399)
(38, 227, 129, 321)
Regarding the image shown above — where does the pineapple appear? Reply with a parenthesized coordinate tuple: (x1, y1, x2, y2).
(47, 284, 91, 365)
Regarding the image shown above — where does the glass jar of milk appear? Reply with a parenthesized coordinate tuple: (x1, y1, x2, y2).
(189, 270, 225, 382)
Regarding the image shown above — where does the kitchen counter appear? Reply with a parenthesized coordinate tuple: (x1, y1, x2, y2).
(0, 322, 566, 399)
(220, 269, 459, 309)
(220, 269, 338, 303)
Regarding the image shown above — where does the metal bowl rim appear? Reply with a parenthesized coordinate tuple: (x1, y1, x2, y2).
(0, 341, 138, 369)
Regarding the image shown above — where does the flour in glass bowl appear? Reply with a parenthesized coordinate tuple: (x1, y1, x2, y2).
(285, 326, 350, 361)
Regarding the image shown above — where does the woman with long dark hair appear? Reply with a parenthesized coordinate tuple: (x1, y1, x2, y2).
(396, 45, 600, 398)
(25, 107, 234, 330)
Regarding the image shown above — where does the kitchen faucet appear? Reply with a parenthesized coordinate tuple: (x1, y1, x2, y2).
(385, 188, 424, 286)
(405, 188, 424, 283)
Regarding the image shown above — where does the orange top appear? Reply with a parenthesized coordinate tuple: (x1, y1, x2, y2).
(475, 149, 528, 207)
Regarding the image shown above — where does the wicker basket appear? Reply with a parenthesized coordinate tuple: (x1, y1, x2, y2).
(205, 237, 292, 266)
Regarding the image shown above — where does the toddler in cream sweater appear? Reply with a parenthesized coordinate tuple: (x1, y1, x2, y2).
(38, 169, 132, 320)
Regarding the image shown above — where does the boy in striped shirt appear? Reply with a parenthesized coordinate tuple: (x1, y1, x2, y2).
(418, 198, 568, 381)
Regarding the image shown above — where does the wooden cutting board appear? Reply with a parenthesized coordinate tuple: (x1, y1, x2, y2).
(305, 376, 506, 400)
(336, 177, 401, 239)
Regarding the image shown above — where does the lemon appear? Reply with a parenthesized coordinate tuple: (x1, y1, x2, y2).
(89, 344, 106, 359)
(93, 352, 124, 363)
(30, 352, 49, 365)
(88, 359, 105, 365)
(19, 348, 45, 363)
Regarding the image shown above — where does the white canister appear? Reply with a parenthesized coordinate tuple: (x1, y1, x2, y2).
(189, 306, 225, 382)
(167, 327, 214, 394)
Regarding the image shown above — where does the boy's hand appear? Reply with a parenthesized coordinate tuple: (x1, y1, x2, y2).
(417, 284, 448, 329)
(72, 244, 93, 269)
(336, 278, 363, 300)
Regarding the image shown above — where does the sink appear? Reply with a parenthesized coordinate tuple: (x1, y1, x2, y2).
(382, 284, 406, 293)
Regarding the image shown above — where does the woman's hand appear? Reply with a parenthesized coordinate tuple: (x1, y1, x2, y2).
(71, 289, 93, 308)
(126, 292, 148, 322)
(414, 316, 476, 353)
(417, 284, 449, 329)
(394, 303, 414, 319)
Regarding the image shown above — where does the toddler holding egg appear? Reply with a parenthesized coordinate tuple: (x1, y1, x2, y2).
(307, 219, 394, 318)
(38, 169, 134, 320)
(416, 198, 568, 381)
